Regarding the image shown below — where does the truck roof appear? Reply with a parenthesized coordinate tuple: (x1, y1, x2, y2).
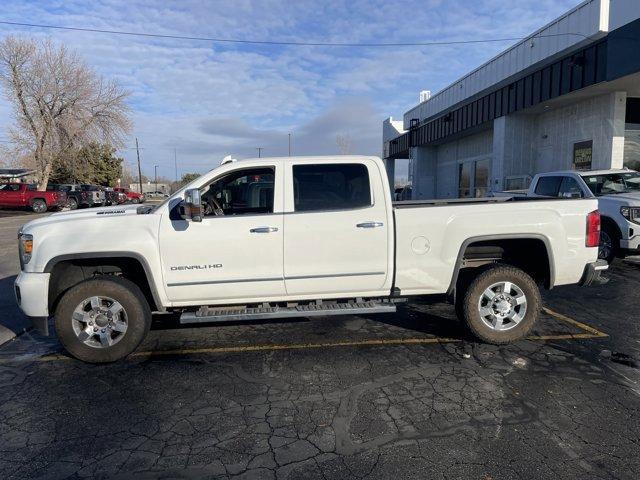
(537, 169, 638, 177)
(226, 155, 380, 164)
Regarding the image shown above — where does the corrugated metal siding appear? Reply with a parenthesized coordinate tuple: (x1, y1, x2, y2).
(403, 0, 606, 128)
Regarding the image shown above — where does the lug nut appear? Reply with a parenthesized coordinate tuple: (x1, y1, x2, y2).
(101, 329, 106, 333)
(93, 327, 98, 332)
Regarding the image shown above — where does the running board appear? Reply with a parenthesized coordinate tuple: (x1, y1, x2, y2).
(180, 301, 396, 324)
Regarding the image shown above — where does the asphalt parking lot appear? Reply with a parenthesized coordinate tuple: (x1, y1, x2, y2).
(1, 213, 639, 479)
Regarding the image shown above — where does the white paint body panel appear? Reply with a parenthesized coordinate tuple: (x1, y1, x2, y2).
(16, 156, 599, 316)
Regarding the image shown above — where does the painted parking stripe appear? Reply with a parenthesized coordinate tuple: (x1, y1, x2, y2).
(0, 306, 608, 363)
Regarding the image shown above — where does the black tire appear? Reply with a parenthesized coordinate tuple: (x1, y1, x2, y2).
(31, 199, 47, 213)
(131, 198, 140, 204)
(67, 197, 78, 210)
(54, 277, 151, 363)
(599, 226, 618, 264)
(461, 265, 541, 344)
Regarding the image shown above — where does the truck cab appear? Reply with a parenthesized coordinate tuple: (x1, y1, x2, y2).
(528, 169, 640, 262)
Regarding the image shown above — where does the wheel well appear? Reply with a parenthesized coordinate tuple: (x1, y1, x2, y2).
(30, 197, 46, 205)
(48, 257, 157, 314)
(600, 216, 622, 240)
(454, 238, 552, 294)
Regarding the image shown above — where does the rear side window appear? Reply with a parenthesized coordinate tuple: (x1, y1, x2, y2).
(534, 176, 562, 196)
(293, 163, 371, 212)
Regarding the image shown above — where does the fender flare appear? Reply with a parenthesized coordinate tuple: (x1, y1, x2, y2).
(446, 233, 556, 297)
(43, 251, 164, 311)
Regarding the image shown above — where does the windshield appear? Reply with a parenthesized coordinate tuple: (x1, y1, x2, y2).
(582, 172, 640, 196)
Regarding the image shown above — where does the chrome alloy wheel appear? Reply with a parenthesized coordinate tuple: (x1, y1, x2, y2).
(477, 281, 527, 331)
(71, 296, 128, 348)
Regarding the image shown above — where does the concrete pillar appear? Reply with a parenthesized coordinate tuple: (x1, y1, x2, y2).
(383, 158, 395, 191)
(607, 91, 627, 169)
(411, 146, 437, 199)
(492, 115, 536, 191)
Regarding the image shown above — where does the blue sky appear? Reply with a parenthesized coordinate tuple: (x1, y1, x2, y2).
(0, 0, 580, 179)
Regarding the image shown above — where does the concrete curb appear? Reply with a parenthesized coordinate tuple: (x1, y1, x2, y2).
(0, 324, 16, 346)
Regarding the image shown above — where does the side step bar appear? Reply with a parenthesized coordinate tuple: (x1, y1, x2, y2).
(180, 301, 397, 324)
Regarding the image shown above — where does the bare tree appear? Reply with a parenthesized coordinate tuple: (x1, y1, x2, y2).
(0, 36, 131, 189)
(336, 133, 353, 155)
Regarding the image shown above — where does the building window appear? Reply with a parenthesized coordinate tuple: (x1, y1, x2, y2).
(458, 159, 491, 198)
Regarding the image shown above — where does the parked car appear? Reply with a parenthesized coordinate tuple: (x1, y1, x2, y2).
(103, 187, 128, 206)
(15, 155, 606, 363)
(48, 183, 107, 209)
(527, 169, 640, 262)
(0, 183, 67, 213)
(146, 190, 170, 198)
(113, 187, 145, 204)
(78, 184, 106, 207)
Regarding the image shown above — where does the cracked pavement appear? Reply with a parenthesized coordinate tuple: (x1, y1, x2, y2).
(1, 215, 640, 479)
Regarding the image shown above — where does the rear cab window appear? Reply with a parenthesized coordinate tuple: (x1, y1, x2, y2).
(534, 176, 562, 197)
(292, 163, 371, 212)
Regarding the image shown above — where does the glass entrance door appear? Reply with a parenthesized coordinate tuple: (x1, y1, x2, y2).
(458, 159, 491, 198)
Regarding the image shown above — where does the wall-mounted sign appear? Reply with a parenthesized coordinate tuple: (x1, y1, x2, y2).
(573, 140, 593, 170)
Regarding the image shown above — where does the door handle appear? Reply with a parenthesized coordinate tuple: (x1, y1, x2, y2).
(356, 222, 384, 228)
(250, 226, 279, 233)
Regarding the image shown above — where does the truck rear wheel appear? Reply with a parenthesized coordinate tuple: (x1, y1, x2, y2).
(54, 277, 151, 363)
(461, 265, 541, 344)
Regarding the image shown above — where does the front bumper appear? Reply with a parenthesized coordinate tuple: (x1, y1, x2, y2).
(14, 272, 50, 334)
(579, 260, 609, 286)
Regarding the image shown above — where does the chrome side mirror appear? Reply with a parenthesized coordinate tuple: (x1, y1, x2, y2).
(183, 188, 203, 222)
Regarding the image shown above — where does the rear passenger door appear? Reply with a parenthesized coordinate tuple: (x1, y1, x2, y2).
(283, 160, 391, 296)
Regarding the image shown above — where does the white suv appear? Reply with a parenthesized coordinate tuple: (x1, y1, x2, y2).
(528, 169, 640, 262)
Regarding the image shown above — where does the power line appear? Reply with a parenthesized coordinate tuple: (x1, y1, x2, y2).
(0, 20, 589, 47)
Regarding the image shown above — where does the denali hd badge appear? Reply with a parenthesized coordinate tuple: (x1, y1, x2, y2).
(170, 264, 223, 271)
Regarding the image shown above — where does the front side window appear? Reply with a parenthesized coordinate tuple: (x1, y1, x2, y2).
(201, 167, 274, 217)
(293, 163, 371, 212)
(0, 184, 19, 192)
(534, 176, 562, 196)
(582, 172, 640, 196)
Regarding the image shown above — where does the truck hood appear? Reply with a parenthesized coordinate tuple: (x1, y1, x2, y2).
(601, 191, 640, 205)
(20, 204, 147, 233)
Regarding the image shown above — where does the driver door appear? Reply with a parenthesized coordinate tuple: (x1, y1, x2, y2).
(158, 162, 285, 304)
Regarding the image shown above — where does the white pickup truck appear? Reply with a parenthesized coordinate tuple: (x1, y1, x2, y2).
(15, 156, 607, 363)
(528, 169, 640, 262)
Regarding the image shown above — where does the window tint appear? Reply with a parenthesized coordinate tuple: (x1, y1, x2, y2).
(534, 176, 562, 196)
(293, 163, 371, 212)
(558, 177, 584, 198)
(201, 167, 274, 216)
(0, 184, 19, 191)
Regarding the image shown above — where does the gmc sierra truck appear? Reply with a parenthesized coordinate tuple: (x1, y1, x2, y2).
(15, 156, 607, 363)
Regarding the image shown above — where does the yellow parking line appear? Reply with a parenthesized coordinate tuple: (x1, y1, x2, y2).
(541, 306, 608, 338)
(2, 306, 607, 363)
(31, 337, 463, 361)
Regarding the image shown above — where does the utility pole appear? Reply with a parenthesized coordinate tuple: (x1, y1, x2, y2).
(135, 137, 143, 195)
(288, 133, 291, 156)
(174, 148, 178, 185)
(256, 147, 263, 158)
(154, 165, 158, 194)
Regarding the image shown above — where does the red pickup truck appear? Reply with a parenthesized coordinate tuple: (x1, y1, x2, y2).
(113, 187, 145, 203)
(0, 183, 67, 213)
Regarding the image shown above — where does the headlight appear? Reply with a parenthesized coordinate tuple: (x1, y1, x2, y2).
(18, 233, 33, 266)
(620, 206, 640, 225)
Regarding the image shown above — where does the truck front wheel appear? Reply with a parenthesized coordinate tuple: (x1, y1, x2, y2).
(54, 277, 151, 363)
(461, 265, 541, 344)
